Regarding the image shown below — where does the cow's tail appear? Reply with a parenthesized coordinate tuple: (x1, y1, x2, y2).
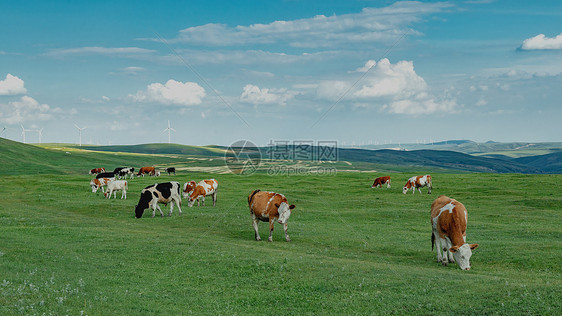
(248, 189, 260, 205)
(431, 232, 435, 251)
(176, 184, 182, 206)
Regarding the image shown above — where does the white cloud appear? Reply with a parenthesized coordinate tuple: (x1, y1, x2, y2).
(130, 79, 206, 106)
(521, 33, 562, 50)
(0, 96, 62, 124)
(164, 2, 452, 48)
(102, 96, 110, 102)
(0, 74, 27, 95)
(240, 84, 299, 106)
(317, 58, 457, 115)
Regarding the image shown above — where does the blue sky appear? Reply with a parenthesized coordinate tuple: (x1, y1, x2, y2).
(1, 0, 562, 146)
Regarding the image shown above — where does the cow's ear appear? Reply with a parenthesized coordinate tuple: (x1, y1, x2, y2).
(449, 245, 460, 253)
(274, 203, 280, 208)
(289, 204, 296, 209)
(469, 243, 479, 250)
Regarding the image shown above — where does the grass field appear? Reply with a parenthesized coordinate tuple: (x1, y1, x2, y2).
(1, 139, 561, 314)
(1, 167, 561, 314)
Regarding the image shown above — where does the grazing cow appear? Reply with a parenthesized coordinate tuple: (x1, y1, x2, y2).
(113, 167, 126, 174)
(134, 181, 182, 218)
(371, 176, 391, 188)
(248, 190, 296, 242)
(104, 180, 128, 199)
(431, 195, 479, 270)
(137, 166, 155, 177)
(186, 179, 218, 207)
(117, 167, 135, 179)
(90, 177, 114, 193)
(89, 167, 105, 175)
(153, 170, 161, 177)
(182, 181, 197, 199)
(96, 172, 115, 179)
(166, 167, 176, 175)
(403, 175, 432, 194)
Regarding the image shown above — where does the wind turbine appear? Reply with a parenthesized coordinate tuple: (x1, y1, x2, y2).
(1, 126, 6, 138)
(162, 120, 176, 144)
(37, 128, 44, 143)
(74, 123, 86, 146)
(20, 124, 32, 143)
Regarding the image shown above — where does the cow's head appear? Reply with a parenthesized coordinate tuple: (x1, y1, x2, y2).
(187, 196, 197, 207)
(134, 191, 153, 218)
(90, 180, 99, 193)
(450, 243, 479, 270)
(276, 202, 295, 224)
(402, 186, 409, 194)
(182, 181, 196, 199)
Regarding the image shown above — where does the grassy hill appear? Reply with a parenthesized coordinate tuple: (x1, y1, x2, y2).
(515, 151, 562, 173)
(0, 138, 186, 175)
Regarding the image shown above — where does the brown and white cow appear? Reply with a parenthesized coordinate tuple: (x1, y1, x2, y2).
(248, 190, 296, 242)
(371, 176, 391, 188)
(137, 166, 155, 177)
(90, 177, 114, 193)
(403, 175, 432, 194)
(431, 195, 479, 270)
(186, 179, 218, 207)
(89, 167, 105, 175)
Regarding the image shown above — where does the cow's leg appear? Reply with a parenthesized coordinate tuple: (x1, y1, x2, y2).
(251, 213, 261, 241)
(113, 191, 117, 199)
(283, 222, 290, 242)
(418, 187, 422, 194)
(268, 219, 274, 242)
(428, 185, 432, 194)
(440, 237, 449, 265)
(412, 187, 415, 194)
(123, 190, 127, 199)
(433, 231, 443, 263)
(212, 192, 217, 207)
(168, 201, 174, 216)
(201, 196, 206, 206)
(175, 198, 182, 215)
(197, 197, 201, 206)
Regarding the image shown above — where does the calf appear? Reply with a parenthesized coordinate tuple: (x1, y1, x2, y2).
(104, 180, 128, 199)
(89, 167, 105, 175)
(166, 167, 176, 175)
(96, 172, 115, 179)
(403, 175, 432, 194)
(137, 166, 155, 177)
(248, 190, 296, 242)
(431, 195, 479, 270)
(134, 181, 182, 218)
(371, 176, 391, 188)
(186, 179, 218, 207)
(90, 177, 114, 193)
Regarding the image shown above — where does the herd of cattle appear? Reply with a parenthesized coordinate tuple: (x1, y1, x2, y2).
(88, 167, 477, 270)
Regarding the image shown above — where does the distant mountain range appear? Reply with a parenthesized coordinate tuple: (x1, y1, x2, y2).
(2, 138, 561, 174)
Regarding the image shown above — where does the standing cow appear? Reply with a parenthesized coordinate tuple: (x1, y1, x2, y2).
(104, 180, 128, 199)
(431, 195, 479, 270)
(90, 177, 114, 193)
(89, 167, 105, 175)
(134, 181, 182, 218)
(403, 175, 432, 194)
(186, 179, 218, 207)
(182, 181, 197, 198)
(248, 190, 296, 242)
(371, 176, 391, 188)
(166, 167, 176, 175)
(137, 166, 155, 177)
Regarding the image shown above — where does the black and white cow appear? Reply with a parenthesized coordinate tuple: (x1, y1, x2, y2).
(117, 167, 135, 179)
(96, 172, 115, 179)
(166, 167, 176, 176)
(134, 181, 182, 218)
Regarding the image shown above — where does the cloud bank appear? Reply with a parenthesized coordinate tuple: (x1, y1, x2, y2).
(0, 74, 27, 95)
(521, 33, 562, 50)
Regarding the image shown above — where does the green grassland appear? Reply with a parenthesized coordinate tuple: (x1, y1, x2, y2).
(0, 140, 561, 314)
